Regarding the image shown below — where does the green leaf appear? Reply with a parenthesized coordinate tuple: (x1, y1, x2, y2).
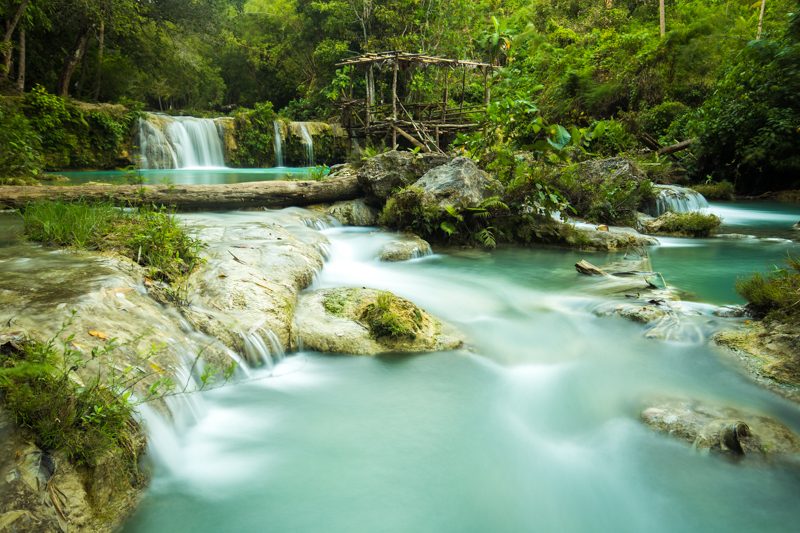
(547, 125, 572, 150)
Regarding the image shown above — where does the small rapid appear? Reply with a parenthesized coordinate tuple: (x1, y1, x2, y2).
(648, 184, 709, 216)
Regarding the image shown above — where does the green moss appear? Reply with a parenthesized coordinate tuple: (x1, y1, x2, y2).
(359, 292, 423, 340)
(691, 181, 735, 200)
(20, 201, 203, 286)
(322, 291, 350, 316)
(647, 211, 721, 237)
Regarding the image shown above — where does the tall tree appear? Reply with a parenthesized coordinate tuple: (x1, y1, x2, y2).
(659, 0, 666, 37)
(1, 0, 30, 79)
(757, 0, 767, 39)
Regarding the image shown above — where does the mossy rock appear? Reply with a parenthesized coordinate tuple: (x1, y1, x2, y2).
(293, 287, 464, 355)
(643, 211, 721, 237)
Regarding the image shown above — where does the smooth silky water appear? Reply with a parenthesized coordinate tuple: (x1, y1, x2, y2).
(120, 200, 799, 532)
(2, 197, 799, 532)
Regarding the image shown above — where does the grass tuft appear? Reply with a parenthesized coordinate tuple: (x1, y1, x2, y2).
(736, 257, 800, 319)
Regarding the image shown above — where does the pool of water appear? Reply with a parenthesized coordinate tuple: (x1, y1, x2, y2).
(52, 167, 315, 185)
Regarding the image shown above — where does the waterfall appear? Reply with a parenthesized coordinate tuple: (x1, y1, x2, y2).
(273, 121, 285, 167)
(240, 326, 285, 369)
(647, 185, 709, 217)
(298, 123, 315, 166)
(138, 113, 226, 169)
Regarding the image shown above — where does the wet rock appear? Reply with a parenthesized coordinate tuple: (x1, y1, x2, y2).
(793, 221, 799, 231)
(357, 150, 450, 206)
(714, 321, 800, 403)
(293, 287, 464, 355)
(0, 407, 143, 532)
(379, 234, 432, 262)
(327, 198, 379, 226)
(412, 156, 504, 209)
(183, 209, 329, 362)
(564, 224, 659, 251)
(641, 399, 800, 460)
(575, 260, 606, 276)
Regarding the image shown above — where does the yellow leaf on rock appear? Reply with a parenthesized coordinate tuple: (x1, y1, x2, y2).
(88, 330, 109, 340)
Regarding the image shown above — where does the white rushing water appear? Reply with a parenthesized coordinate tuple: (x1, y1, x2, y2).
(122, 202, 800, 533)
(273, 121, 285, 167)
(298, 122, 315, 166)
(138, 113, 227, 169)
(648, 185, 709, 216)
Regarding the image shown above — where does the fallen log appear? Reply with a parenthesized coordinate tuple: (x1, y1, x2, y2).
(657, 138, 694, 156)
(0, 175, 362, 211)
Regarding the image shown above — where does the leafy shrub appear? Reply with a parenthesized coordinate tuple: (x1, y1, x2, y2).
(589, 119, 637, 155)
(0, 99, 43, 178)
(0, 334, 143, 471)
(736, 257, 800, 319)
(231, 102, 277, 167)
(638, 101, 690, 139)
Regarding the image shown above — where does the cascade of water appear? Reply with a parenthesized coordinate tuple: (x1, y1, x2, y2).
(240, 326, 285, 369)
(138, 113, 227, 169)
(648, 185, 709, 217)
(298, 123, 315, 166)
(273, 121, 285, 167)
(138, 117, 179, 169)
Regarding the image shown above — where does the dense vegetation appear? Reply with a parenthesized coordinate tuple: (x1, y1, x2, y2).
(737, 256, 800, 320)
(1, 1, 798, 190)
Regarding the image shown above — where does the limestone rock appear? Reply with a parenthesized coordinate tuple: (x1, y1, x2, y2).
(641, 399, 800, 460)
(642, 211, 721, 238)
(293, 287, 464, 355)
(412, 156, 504, 208)
(357, 150, 450, 205)
(327, 198, 379, 226)
(379, 234, 432, 262)
(565, 224, 659, 251)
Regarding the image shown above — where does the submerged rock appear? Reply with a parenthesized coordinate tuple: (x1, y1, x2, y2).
(379, 234, 432, 262)
(357, 150, 450, 205)
(327, 198, 379, 226)
(413, 156, 504, 209)
(641, 399, 800, 461)
(293, 287, 464, 355)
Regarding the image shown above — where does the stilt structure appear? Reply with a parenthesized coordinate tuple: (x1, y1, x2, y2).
(337, 52, 495, 153)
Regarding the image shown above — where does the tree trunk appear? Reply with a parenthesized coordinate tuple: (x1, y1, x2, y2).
(0, 175, 363, 211)
(58, 28, 90, 97)
(15, 27, 24, 92)
(605, 0, 613, 8)
(659, 0, 666, 37)
(756, 0, 767, 40)
(93, 20, 105, 100)
(0, 0, 29, 80)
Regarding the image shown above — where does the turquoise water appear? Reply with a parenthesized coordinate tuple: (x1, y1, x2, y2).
(124, 202, 800, 533)
(52, 167, 315, 185)
(2, 198, 799, 532)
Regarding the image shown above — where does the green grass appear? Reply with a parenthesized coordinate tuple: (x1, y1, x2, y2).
(649, 211, 721, 237)
(0, 335, 143, 472)
(20, 200, 203, 286)
(736, 257, 800, 319)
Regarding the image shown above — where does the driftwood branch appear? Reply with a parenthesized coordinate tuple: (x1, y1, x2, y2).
(0, 175, 361, 211)
(657, 139, 694, 156)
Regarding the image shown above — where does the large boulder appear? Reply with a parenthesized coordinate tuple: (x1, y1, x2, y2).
(293, 287, 464, 355)
(413, 156, 504, 209)
(642, 211, 721, 238)
(641, 399, 800, 461)
(327, 198, 379, 226)
(357, 150, 450, 206)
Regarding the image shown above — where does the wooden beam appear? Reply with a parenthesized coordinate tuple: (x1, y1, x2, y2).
(393, 126, 430, 152)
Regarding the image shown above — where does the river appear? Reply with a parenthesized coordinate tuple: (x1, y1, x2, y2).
(101, 199, 800, 532)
